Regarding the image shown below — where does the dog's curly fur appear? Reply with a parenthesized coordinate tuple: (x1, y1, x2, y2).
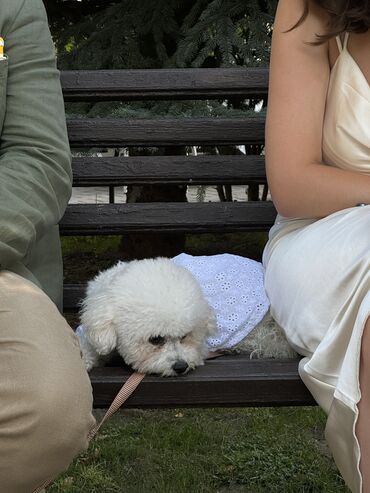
(78, 258, 218, 376)
(223, 309, 298, 359)
(77, 257, 298, 377)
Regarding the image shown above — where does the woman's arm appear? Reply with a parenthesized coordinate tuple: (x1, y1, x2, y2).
(0, 0, 72, 269)
(266, 0, 370, 219)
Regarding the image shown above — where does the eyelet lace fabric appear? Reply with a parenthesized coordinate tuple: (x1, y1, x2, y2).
(171, 253, 270, 350)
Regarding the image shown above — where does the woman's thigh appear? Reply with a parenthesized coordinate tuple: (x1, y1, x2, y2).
(264, 206, 370, 354)
(0, 270, 96, 493)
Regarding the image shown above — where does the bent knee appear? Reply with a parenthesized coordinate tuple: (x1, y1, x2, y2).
(36, 366, 96, 436)
(0, 377, 96, 493)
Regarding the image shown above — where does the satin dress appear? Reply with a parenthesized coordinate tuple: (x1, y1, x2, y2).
(262, 32, 370, 493)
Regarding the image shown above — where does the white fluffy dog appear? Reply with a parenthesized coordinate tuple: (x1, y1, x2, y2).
(77, 258, 218, 377)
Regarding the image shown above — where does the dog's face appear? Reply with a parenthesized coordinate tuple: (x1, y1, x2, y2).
(115, 301, 217, 376)
(80, 258, 218, 377)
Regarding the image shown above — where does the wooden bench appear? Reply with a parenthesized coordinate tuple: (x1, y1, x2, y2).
(60, 68, 316, 409)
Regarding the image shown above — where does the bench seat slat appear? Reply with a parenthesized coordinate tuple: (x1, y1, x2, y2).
(89, 356, 316, 408)
(61, 68, 269, 102)
(67, 118, 265, 147)
(72, 155, 266, 186)
(60, 202, 277, 236)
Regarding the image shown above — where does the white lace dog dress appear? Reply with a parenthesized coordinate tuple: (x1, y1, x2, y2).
(171, 253, 269, 350)
(75, 253, 270, 352)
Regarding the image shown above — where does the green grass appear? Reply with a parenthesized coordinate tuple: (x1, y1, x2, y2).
(61, 232, 268, 259)
(48, 407, 349, 493)
(61, 231, 268, 283)
(58, 235, 350, 492)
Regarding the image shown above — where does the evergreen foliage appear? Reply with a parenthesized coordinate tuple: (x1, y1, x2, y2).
(49, 0, 276, 120)
(50, 0, 277, 71)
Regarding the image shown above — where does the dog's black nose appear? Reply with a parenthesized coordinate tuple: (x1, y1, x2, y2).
(172, 360, 189, 374)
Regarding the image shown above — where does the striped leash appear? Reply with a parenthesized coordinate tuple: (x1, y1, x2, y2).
(32, 350, 226, 492)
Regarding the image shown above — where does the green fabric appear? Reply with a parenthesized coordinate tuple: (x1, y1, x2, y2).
(0, 0, 72, 313)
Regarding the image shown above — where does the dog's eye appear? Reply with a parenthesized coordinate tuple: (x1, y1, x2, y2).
(181, 335, 187, 341)
(149, 336, 165, 346)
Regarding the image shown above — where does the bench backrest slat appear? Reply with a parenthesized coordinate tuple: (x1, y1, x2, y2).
(71, 155, 266, 186)
(61, 68, 269, 101)
(60, 202, 276, 236)
(67, 117, 265, 147)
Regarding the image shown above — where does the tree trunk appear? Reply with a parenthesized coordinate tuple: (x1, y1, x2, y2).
(119, 146, 187, 260)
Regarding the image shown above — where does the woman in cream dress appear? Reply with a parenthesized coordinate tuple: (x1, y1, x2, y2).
(262, 0, 370, 492)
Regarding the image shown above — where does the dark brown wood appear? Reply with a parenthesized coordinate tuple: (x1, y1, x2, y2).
(59, 201, 277, 236)
(60, 68, 313, 410)
(61, 68, 269, 102)
(89, 356, 316, 408)
(67, 117, 265, 147)
(72, 155, 266, 186)
(64, 284, 86, 312)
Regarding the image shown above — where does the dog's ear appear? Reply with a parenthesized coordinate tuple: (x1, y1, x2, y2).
(79, 294, 118, 356)
(85, 320, 118, 356)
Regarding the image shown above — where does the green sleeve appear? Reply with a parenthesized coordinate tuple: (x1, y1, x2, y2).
(0, 0, 72, 269)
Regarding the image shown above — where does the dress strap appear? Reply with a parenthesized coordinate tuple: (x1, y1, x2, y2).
(343, 32, 350, 51)
(336, 32, 350, 53)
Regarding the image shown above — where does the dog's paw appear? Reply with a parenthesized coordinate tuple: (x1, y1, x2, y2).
(81, 354, 95, 372)
(79, 346, 101, 372)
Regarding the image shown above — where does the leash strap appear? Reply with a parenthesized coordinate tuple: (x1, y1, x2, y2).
(87, 350, 225, 442)
(32, 349, 225, 492)
(205, 350, 226, 359)
(87, 371, 146, 441)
